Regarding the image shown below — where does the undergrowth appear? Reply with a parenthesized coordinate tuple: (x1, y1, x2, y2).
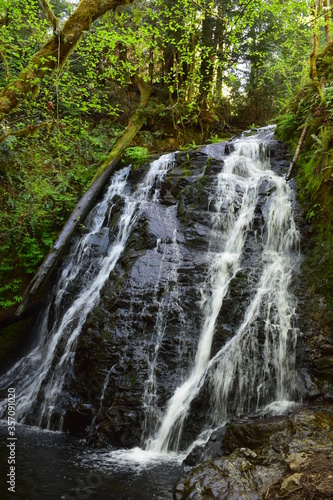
(276, 65, 333, 313)
(0, 121, 124, 309)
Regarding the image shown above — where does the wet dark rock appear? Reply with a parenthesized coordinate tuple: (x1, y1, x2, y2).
(184, 427, 228, 466)
(63, 403, 95, 437)
(175, 449, 272, 500)
(174, 405, 333, 499)
(258, 178, 276, 195)
(66, 137, 296, 448)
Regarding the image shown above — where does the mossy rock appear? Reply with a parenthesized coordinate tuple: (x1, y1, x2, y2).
(175, 406, 333, 499)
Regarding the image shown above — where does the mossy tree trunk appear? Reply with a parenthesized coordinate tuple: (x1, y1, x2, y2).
(324, 0, 332, 44)
(0, 0, 135, 121)
(199, 13, 215, 109)
(16, 80, 152, 316)
(309, 0, 320, 90)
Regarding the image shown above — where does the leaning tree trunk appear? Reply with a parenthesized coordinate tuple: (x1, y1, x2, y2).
(0, 0, 135, 121)
(285, 124, 308, 181)
(16, 80, 152, 316)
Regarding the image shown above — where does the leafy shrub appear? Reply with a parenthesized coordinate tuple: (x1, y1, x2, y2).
(122, 146, 149, 170)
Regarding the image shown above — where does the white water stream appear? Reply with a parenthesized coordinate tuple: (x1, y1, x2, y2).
(146, 130, 300, 455)
(80, 129, 301, 468)
(0, 153, 175, 428)
(141, 210, 185, 444)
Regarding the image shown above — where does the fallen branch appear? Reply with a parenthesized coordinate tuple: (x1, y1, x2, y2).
(285, 124, 308, 181)
(16, 81, 151, 316)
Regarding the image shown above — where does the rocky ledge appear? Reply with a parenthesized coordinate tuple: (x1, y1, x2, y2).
(174, 404, 333, 499)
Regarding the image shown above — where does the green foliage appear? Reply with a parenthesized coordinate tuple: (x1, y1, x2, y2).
(0, 119, 123, 308)
(0, 279, 22, 308)
(306, 202, 321, 222)
(275, 113, 298, 142)
(122, 146, 149, 170)
(322, 83, 333, 109)
(276, 47, 333, 316)
(0, 0, 314, 137)
(206, 134, 225, 144)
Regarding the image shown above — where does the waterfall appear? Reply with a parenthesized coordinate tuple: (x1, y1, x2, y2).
(0, 153, 175, 428)
(146, 130, 300, 454)
(0, 127, 301, 464)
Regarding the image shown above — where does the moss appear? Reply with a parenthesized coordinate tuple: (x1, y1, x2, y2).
(181, 167, 193, 177)
(295, 144, 333, 316)
(276, 60, 333, 387)
(317, 42, 333, 80)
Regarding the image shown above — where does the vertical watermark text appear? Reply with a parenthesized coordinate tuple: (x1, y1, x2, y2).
(7, 388, 16, 494)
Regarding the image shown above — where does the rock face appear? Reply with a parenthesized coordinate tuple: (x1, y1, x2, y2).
(297, 269, 333, 399)
(174, 405, 333, 499)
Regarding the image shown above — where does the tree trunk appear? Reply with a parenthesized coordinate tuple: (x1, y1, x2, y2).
(16, 81, 151, 316)
(285, 124, 308, 181)
(310, 0, 320, 89)
(199, 14, 215, 109)
(213, 3, 226, 100)
(324, 0, 332, 44)
(0, 0, 135, 121)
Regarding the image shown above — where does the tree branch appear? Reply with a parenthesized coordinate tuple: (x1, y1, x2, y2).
(0, 0, 135, 121)
(0, 46, 9, 80)
(0, 121, 53, 144)
(233, 0, 256, 26)
(38, 0, 59, 33)
(285, 124, 308, 181)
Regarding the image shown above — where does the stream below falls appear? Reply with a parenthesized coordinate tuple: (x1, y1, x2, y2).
(0, 126, 304, 498)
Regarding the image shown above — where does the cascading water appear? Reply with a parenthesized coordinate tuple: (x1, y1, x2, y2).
(0, 127, 301, 485)
(145, 128, 300, 455)
(0, 153, 176, 429)
(141, 211, 186, 444)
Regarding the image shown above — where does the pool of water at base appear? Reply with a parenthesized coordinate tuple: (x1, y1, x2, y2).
(0, 423, 184, 500)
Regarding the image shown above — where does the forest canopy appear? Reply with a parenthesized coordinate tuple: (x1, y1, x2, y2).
(0, 0, 315, 131)
(0, 0, 332, 309)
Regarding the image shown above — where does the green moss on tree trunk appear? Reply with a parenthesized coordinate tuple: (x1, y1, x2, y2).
(0, 0, 135, 121)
